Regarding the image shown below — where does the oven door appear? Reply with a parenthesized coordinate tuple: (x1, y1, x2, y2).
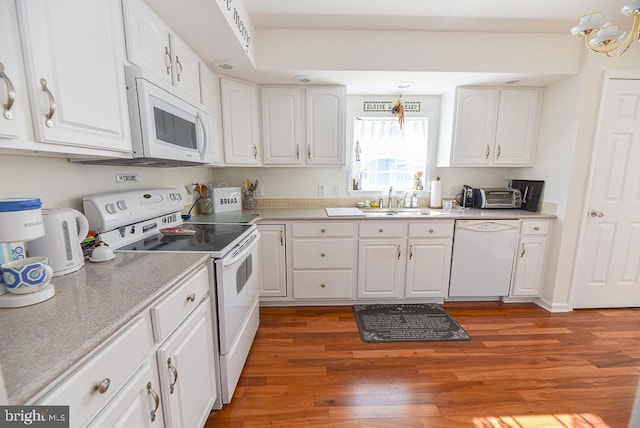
(215, 234, 260, 354)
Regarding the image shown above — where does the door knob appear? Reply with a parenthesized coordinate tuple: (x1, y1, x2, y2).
(589, 210, 604, 218)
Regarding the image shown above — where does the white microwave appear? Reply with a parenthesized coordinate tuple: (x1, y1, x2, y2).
(124, 66, 210, 166)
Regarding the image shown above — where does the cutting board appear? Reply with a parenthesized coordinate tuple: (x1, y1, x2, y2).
(325, 208, 365, 217)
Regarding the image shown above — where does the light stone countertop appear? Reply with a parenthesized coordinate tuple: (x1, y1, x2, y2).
(230, 207, 556, 222)
(0, 252, 209, 405)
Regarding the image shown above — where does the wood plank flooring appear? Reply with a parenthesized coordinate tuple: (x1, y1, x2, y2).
(205, 302, 640, 427)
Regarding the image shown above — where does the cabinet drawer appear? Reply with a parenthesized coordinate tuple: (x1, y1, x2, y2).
(40, 313, 154, 427)
(293, 271, 353, 299)
(292, 239, 353, 269)
(150, 265, 209, 343)
(359, 222, 406, 238)
(408, 221, 454, 238)
(292, 222, 354, 237)
(520, 220, 550, 235)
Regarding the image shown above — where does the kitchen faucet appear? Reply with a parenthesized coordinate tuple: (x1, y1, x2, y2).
(388, 186, 393, 209)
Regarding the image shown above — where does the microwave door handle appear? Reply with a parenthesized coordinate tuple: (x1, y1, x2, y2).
(196, 112, 208, 161)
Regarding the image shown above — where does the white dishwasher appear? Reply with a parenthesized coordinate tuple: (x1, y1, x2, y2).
(449, 220, 519, 297)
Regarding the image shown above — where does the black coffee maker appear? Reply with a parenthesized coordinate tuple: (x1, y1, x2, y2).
(458, 185, 474, 209)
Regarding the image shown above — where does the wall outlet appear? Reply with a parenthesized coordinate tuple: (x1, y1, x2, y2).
(256, 184, 264, 197)
(332, 184, 340, 196)
(318, 184, 327, 197)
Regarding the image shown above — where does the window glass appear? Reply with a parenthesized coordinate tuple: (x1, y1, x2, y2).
(352, 117, 428, 191)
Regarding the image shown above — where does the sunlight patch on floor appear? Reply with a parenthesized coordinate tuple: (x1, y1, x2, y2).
(473, 413, 610, 427)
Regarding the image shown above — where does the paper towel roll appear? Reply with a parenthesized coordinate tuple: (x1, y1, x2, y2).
(430, 180, 442, 208)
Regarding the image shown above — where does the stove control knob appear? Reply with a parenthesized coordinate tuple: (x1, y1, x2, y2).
(117, 200, 128, 210)
(106, 203, 117, 214)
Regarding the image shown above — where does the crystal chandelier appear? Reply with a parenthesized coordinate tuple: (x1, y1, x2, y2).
(571, 1, 640, 58)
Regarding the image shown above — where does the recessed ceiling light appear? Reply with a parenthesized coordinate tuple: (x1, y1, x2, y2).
(396, 81, 415, 89)
(212, 60, 238, 71)
(293, 75, 315, 83)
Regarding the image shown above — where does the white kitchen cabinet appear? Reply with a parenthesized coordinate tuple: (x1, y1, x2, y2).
(509, 220, 551, 298)
(122, 0, 201, 103)
(220, 78, 261, 166)
(291, 222, 355, 300)
(404, 222, 454, 299)
(198, 63, 224, 165)
(437, 87, 542, 167)
(357, 222, 407, 299)
(16, 0, 131, 154)
(305, 87, 346, 166)
(261, 86, 346, 166)
(88, 361, 165, 428)
(156, 299, 217, 428)
(257, 224, 287, 298)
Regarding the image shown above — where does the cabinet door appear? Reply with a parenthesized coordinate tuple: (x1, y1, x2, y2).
(122, 0, 173, 86)
(305, 87, 345, 166)
(198, 64, 223, 165)
(405, 239, 453, 298)
(493, 89, 542, 166)
(88, 361, 165, 428)
(157, 299, 217, 428)
(0, 2, 28, 141)
(357, 239, 405, 298)
(170, 35, 201, 102)
(258, 225, 287, 297)
(511, 236, 547, 297)
(261, 87, 302, 165)
(17, 0, 131, 152)
(220, 78, 261, 165)
(450, 88, 499, 166)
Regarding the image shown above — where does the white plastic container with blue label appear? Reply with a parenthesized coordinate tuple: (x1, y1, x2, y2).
(0, 198, 44, 242)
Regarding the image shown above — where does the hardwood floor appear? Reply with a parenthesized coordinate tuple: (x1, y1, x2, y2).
(205, 302, 640, 427)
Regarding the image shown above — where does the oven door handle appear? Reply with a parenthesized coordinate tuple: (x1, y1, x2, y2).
(222, 233, 260, 268)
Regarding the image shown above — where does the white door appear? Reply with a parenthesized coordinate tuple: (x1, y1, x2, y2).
(572, 78, 640, 308)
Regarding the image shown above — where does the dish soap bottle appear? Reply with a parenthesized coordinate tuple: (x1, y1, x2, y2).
(411, 191, 418, 208)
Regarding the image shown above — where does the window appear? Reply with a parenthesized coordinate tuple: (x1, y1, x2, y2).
(351, 117, 428, 192)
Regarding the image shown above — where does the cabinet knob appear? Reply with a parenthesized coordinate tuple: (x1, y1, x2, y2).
(94, 378, 111, 394)
(320, 253, 326, 257)
(187, 293, 196, 302)
(321, 228, 326, 233)
(320, 283, 326, 288)
(378, 228, 384, 233)
(429, 228, 434, 233)
(534, 226, 540, 231)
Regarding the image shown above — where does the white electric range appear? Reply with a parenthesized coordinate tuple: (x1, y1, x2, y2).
(82, 188, 260, 404)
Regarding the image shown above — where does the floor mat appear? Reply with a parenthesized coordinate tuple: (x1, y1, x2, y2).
(353, 303, 470, 343)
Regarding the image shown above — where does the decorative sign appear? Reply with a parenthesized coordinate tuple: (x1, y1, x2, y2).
(217, 0, 254, 58)
(363, 101, 421, 113)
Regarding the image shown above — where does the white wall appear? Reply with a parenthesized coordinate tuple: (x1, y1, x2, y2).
(0, 154, 216, 211)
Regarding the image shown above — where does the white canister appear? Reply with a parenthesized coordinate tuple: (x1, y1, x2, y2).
(0, 198, 45, 242)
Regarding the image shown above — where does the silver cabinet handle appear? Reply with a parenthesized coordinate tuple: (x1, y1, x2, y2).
(279, 229, 284, 246)
(409, 244, 413, 261)
(40, 78, 56, 128)
(253, 144, 258, 159)
(397, 244, 401, 260)
(175, 56, 183, 82)
(307, 144, 311, 160)
(187, 293, 196, 302)
(164, 46, 171, 75)
(0, 63, 16, 120)
(296, 144, 300, 159)
(147, 382, 160, 422)
(167, 357, 178, 394)
(520, 243, 526, 258)
(485, 144, 490, 159)
(94, 378, 110, 394)
(496, 144, 502, 159)
(590, 210, 604, 218)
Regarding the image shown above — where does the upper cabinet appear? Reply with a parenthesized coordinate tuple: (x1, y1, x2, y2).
(261, 86, 346, 166)
(122, 0, 201, 103)
(220, 78, 261, 166)
(199, 64, 224, 166)
(437, 87, 543, 167)
(3, 0, 131, 156)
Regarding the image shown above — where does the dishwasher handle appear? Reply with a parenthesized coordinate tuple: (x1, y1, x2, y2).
(455, 221, 519, 232)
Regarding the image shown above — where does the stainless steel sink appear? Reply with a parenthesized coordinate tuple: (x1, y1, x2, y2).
(363, 209, 443, 217)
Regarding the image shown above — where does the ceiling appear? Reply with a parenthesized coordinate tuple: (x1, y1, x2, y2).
(151, 0, 632, 94)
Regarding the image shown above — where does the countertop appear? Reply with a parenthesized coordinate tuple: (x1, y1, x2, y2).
(0, 252, 209, 405)
(203, 207, 557, 222)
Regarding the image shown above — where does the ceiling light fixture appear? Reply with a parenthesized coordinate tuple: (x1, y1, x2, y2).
(396, 81, 414, 90)
(212, 60, 238, 71)
(293, 75, 315, 83)
(571, 1, 640, 58)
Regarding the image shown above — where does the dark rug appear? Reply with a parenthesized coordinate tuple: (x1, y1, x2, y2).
(353, 303, 470, 343)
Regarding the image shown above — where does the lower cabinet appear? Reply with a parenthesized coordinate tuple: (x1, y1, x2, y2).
(37, 264, 218, 428)
(257, 224, 287, 298)
(509, 220, 551, 297)
(357, 237, 406, 298)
